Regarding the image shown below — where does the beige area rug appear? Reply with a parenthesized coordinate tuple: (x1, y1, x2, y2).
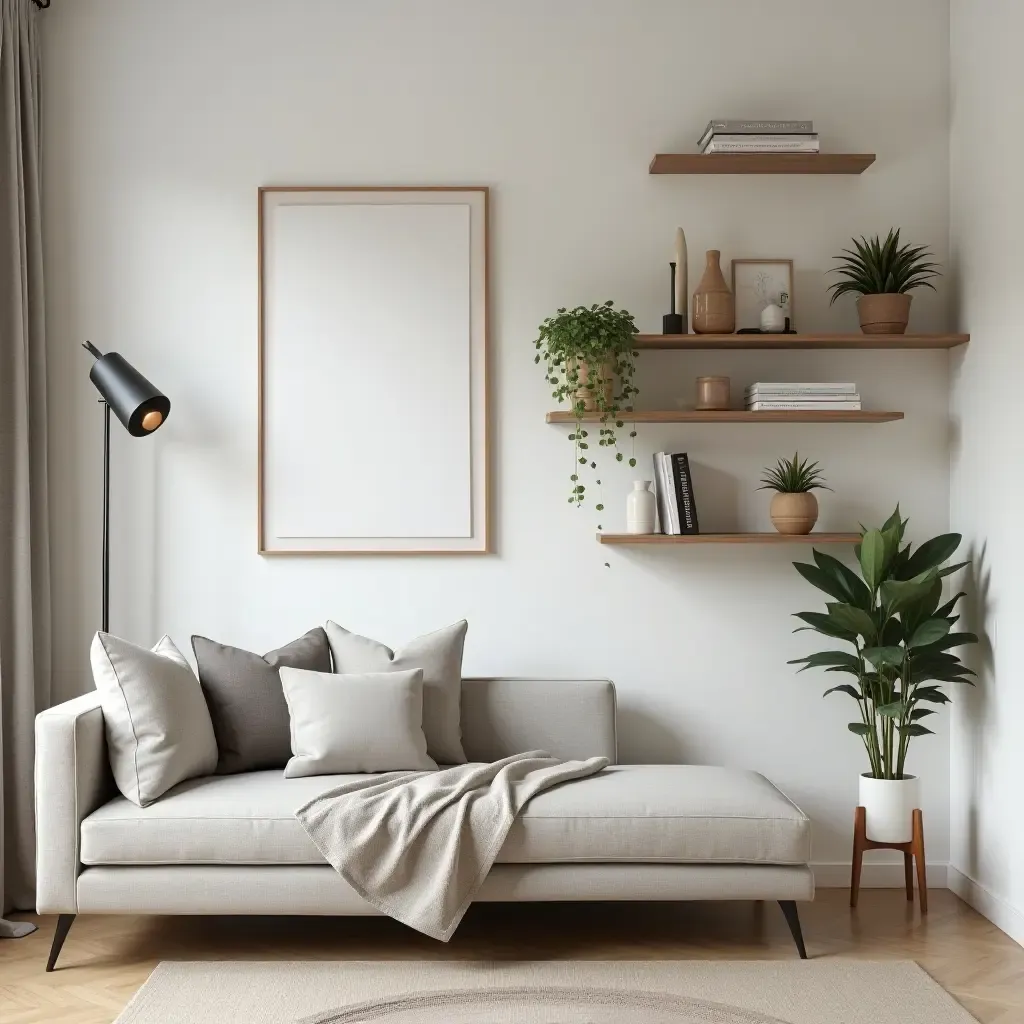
(114, 960, 978, 1024)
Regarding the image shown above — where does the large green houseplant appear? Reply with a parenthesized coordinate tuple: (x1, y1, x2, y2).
(535, 301, 639, 508)
(789, 507, 977, 841)
(828, 229, 940, 335)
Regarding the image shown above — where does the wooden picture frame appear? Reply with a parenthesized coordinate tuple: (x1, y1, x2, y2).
(731, 258, 795, 331)
(258, 186, 490, 554)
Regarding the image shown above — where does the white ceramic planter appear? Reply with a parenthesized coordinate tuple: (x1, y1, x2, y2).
(859, 774, 919, 843)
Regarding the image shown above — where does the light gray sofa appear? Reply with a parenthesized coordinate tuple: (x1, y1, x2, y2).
(35, 678, 813, 969)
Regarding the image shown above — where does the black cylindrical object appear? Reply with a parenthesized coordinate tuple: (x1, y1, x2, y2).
(87, 349, 171, 436)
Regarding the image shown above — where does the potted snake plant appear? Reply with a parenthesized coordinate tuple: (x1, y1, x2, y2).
(789, 507, 977, 841)
(828, 229, 940, 335)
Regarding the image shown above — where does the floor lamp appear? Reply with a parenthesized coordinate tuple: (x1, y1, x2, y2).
(82, 342, 170, 633)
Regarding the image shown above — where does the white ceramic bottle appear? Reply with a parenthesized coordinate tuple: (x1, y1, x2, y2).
(626, 480, 656, 534)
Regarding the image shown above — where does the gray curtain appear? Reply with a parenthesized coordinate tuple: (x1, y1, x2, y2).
(0, 0, 49, 937)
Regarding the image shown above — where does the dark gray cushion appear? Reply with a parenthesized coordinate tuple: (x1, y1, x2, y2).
(192, 628, 331, 774)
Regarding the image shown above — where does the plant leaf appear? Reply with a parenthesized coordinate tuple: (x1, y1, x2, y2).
(788, 650, 862, 673)
(848, 722, 872, 736)
(908, 618, 952, 649)
(826, 602, 878, 641)
(858, 529, 886, 590)
(897, 723, 935, 737)
(862, 645, 905, 668)
(897, 533, 962, 579)
(824, 683, 862, 699)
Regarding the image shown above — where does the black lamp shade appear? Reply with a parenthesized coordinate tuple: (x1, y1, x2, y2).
(88, 352, 170, 436)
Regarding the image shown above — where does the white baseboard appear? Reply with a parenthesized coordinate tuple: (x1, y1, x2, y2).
(947, 865, 1024, 948)
(812, 860, 948, 888)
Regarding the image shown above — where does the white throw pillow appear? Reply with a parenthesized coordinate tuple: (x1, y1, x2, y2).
(280, 667, 437, 777)
(325, 620, 468, 764)
(90, 632, 219, 807)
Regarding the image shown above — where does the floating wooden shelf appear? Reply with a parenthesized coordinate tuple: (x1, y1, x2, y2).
(633, 332, 969, 351)
(598, 532, 860, 545)
(546, 410, 904, 424)
(649, 153, 876, 175)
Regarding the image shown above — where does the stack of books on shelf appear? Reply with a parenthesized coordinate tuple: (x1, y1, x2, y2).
(653, 451, 699, 535)
(698, 119, 818, 154)
(745, 382, 861, 412)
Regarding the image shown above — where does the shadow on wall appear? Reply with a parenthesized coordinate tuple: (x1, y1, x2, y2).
(956, 542, 995, 886)
(615, 701, 690, 764)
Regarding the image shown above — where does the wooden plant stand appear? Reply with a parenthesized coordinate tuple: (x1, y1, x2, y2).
(850, 806, 927, 913)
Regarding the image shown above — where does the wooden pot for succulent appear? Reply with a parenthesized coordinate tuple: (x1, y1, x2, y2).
(857, 293, 912, 335)
(692, 250, 736, 334)
(567, 356, 614, 411)
(770, 492, 819, 535)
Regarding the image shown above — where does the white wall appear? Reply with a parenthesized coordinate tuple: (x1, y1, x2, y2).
(43, 0, 954, 873)
(948, 0, 1024, 942)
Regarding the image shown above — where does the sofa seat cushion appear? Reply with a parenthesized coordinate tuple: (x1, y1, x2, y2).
(80, 764, 810, 868)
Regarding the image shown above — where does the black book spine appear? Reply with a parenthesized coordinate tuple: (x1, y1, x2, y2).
(671, 453, 700, 534)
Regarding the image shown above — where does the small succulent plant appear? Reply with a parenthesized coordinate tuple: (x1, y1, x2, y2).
(758, 453, 832, 494)
(828, 229, 940, 302)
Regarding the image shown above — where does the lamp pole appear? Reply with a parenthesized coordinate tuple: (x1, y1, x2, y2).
(101, 400, 111, 633)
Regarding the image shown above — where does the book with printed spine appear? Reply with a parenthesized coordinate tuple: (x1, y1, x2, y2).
(745, 391, 864, 399)
(702, 136, 820, 154)
(670, 452, 699, 534)
(746, 401, 863, 411)
(746, 382, 857, 393)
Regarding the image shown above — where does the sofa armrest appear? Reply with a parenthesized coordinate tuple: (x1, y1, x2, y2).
(35, 691, 113, 913)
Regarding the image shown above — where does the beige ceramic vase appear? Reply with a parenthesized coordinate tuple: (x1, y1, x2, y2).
(770, 492, 819, 535)
(857, 293, 912, 334)
(567, 357, 614, 411)
(692, 250, 736, 334)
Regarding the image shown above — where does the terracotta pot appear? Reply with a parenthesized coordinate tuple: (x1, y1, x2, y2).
(692, 250, 735, 334)
(857, 293, 912, 335)
(770, 492, 819, 535)
(567, 356, 614, 412)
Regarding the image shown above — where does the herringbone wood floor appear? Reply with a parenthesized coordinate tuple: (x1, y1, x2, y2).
(2, 890, 1022, 1023)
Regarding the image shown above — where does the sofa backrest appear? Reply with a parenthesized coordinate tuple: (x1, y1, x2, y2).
(459, 678, 617, 764)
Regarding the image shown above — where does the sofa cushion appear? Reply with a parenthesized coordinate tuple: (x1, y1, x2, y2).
(193, 628, 332, 775)
(80, 765, 810, 868)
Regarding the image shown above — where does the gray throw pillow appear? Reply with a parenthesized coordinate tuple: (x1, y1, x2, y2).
(280, 667, 437, 777)
(325, 620, 468, 764)
(193, 628, 332, 774)
(91, 632, 218, 807)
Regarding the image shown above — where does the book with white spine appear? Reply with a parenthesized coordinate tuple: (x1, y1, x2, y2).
(747, 401, 862, 411)
(703, 137, 820, 154)
(746, 382, 857, 393)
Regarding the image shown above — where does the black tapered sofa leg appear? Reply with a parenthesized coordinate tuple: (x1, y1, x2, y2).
(777, 900, 808, 959)
(45, 914, 76, 972)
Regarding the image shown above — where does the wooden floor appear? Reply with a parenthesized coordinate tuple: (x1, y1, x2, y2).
(2, 890, 1023, 1023)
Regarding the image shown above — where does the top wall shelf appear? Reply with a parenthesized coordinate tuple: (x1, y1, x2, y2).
(649, 153, 876, 175)
(633, 333, 969, 351)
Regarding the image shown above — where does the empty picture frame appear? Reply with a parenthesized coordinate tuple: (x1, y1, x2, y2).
(258, 187, 489, 553)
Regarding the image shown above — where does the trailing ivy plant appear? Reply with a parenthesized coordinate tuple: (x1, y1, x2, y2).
(534, 301, 639, 510)
(789, 506, 977, 780)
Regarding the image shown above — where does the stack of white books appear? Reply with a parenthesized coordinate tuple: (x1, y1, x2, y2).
(745, 382, 861, 411)
(699, 119, 819, 154)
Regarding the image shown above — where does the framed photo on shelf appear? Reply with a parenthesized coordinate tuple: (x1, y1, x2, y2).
(731, 258, 794, 331)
